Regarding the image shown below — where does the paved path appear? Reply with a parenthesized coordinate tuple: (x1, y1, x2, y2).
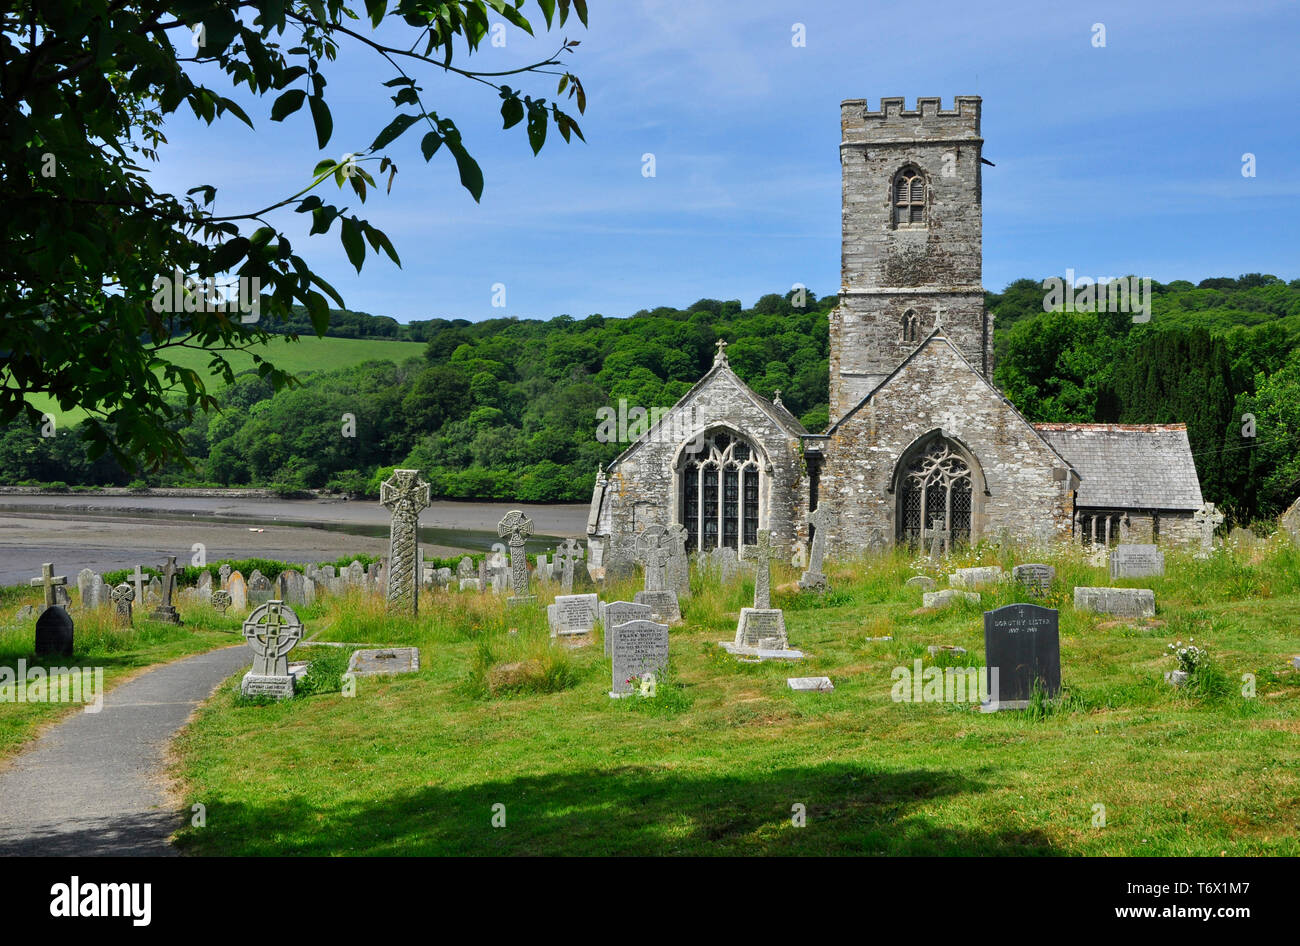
(0, 645, 249, 856)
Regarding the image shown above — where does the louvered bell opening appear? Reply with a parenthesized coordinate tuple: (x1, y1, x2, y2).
(895, 178, 909, 203)
(910, 178, 925, 202)
(909, 204, 924, 224)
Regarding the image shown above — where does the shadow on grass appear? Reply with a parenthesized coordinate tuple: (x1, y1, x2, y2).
(176, 762, 1057, 856)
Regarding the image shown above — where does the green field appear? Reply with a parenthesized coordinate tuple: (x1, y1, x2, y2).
(160, 540, 1300, 856)
(25, 335, 424, 425)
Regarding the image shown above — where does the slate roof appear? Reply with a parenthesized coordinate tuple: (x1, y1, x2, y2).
(1033, 424, 1204, 510)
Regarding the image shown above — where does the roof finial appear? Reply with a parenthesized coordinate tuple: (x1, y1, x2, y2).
(933, 302, 945, 330)
(772, 389, 783, 407)
(714, 337, 729, 366)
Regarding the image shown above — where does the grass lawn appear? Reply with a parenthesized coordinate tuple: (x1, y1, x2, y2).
(0, 589, 240, 758)
(168, 540, 1300, 856)
(24, 335, 424, 425)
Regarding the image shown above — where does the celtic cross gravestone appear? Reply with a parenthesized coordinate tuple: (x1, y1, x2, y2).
(380, 469, 431, 615)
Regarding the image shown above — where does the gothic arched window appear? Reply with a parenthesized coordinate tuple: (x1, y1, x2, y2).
(898, 438, 973, 551)
(901, 308, 920, 343)
(893, 166, 926, 227)
(680, 430, 760, 552)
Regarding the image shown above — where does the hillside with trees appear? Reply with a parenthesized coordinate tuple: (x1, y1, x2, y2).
(3, 275, 1299, 523)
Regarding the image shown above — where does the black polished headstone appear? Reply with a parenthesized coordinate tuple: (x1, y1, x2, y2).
(35, 605, 74, 657)
(983, 603, 1060, 704)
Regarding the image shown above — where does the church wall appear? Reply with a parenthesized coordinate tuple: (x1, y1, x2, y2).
(593, 370, 806, 568)
(1157, 511, 1199, 546)
(819, 339, 1075, 559)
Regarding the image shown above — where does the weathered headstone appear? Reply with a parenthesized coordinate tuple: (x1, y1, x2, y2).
(634, 525, 672, 594)
(219, 563, 232, 589)
(498, 510, 536, 606)
(1011, 563, 1055, 597)
(478, 556, 489, 593)
(76, 568, 96, 609)
(227, 570, 248, 610)
(35, 606, 74, 657)
(928, 518, 950, 560)
(248, 570, 274, 606)
(1282, 495, 1300, 545)
(347, 647, 420, 677)
(556, 538, 584, 595)
(110, 583, 134, 627)
(1193, 501, 1225, 558)
(799, 502, 834, 592)
(1109, 545, 1165, 580)
(923, 589, 980, 609)
(211, 589, 232, 614)
(665, 524, 690, 599)
(1074, 586, 1156, 618)
(787, 676, 834, 692)
(950, 566, 1003, 590)
(981, 603, 1060, 712)
(599, 600, 653, 656)
(1228, 526, 1256, 551)
(457, 556, 476, 591)
(381, 468, 431, 615)
(240, 600, 305, 699)
(149, 556, 183, 625)
(905, 575, 937, 592)
(278, 569, 306, 605)
(197, 570, 213, 597)
(731, 529, 789, 654)
(609, 619, 670, 698)
(147, 575, 162, 605)
(547, 593, 599, 637)
(344, 560, 365, 590)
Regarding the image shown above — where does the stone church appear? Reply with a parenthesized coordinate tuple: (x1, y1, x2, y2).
(586, 96, 1204, 570)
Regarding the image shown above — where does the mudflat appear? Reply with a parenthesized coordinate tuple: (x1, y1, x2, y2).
(0, 495, 588, 586)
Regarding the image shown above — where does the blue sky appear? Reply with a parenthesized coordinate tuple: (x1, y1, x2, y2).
(154, 0, 1300, 323)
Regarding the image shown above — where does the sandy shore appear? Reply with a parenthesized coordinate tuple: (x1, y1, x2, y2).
(0, 496, 589, 587)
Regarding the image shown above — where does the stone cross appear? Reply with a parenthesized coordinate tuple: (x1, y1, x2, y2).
(110, 583, 134, 626)
(380, 468, 431, 615)
(1193, 502, 1224, 556)
(219, 563, 232, 589)
(497, 510, 534, 598)
(665, 523, 690, 597)
(130, 564, 147, 607)
(799, 503, 835, 592)
(634, 526, 671, 593)
(556, 538, 584, 594)
(211, 590, 232, 614)
(158, 556, 180, 608)
(742, 529, 783, 609)
(30, 563, 67, 607)
(241, 600, 303, 678)
(714, 337, 729, 365)
(928, 518, 950, 560)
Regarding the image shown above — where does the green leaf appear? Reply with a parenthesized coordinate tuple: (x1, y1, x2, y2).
(500, 96, 524, 129)
(364, 0, 387, 28)
(364, 225, 402, 267)
(210, 237, 249, 273)
(340, 217, 365, 272)
(370, 113, 419, 151)
(446, 139, 484, 201)
(421, 131, 443, 160)
(526, 100, 547, 154)
(271, 89, 306, 122)
(309, 95, 333, 149)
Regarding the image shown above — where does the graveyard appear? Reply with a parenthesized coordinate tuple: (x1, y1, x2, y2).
(3, 506, 1297, 856)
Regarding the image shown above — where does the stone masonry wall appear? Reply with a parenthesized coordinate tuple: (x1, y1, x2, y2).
(819, 336, 1075, 559)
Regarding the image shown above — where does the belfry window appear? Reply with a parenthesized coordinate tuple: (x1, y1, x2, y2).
(901, 309, 920, 342)
(680, 430, 761, 552)
(898, 438, 973, 551)
(893, 167, 926, 226)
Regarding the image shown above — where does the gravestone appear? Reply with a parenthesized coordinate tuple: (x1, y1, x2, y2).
(632, 589, 681, 624)
(556, 538, 584, 595)
(347, 647, 420, 677)
(498, 510, 536, 606)
(344, 560, 365, 590)
(128, 564, 147, 611)
(227, 570, 248, 610)
(219, 563, 232, 589)
(635, 525, 672, 594)
(547, 593, 599, 638)
(147, 575, 162, 605)
(76, 568, 96, 609)
(149, 556, 183, 625)
(731, 530, 791, 655)
(197, 570, 213, 597)
(1228, 526, 1256, 550)
(1193, 501, 1224, 558)
(278, 570, 307, 605)
(1109, 545, 1165, 579)
(1074, 586, 1156, 618)
(211, 590, 232, 614)
(90, 573, 108, 609)
(905, 575, 937, 592)
(981, 603, 1061, 712)
(240, 600, 305, 699)
(457, 556, 476, 591)
(110, 583, 134, 627)
(600, 600, 653, 656)
(923, 589, 980, 609)
(381, 468, 431, 615)
(478, 557, 489, 593)
(799, 502, 834, 592)
(1282, 495, 1300, 545)
(35, 606, 74, 657)
(706, 545, 743, 584)
(1011, 564, 1055, 597)
(665, 524, 690, 599)
(787, 676, 834, 692)
(609, 619, 670, 698)
(950, 566, 1003, 590)
(247, 570, 274, 606)
(928, 518, 950, 560)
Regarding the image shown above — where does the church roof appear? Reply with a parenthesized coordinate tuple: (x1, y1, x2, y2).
(1033, 424, 1204, 510)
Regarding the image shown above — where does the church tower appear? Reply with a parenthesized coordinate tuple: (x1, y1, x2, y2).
(828, 96, 991, 423)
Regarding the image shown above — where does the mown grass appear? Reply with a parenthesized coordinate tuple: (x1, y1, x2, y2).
(0, 596, 240, 755)
(149, 537, 1300, 855)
